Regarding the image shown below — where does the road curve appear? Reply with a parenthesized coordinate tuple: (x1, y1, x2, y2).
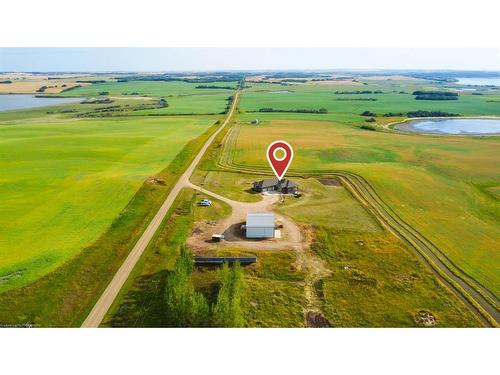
(81, 92, 240, 327)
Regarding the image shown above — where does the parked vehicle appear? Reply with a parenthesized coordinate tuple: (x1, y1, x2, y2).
(199, 199, 212, 206)
(211, 234, 225, 242)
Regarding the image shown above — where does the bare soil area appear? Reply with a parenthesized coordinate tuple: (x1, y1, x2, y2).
(186, 183, 304, 252)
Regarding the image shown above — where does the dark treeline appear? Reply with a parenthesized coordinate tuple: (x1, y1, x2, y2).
(195, 85, 236, 90)
(61, 85, 82, 93)
(222, 95, 234, 114)
(336, 98, 377, 101)
(335, 90, 384, 94)
(258, 108, 328, 114)
(36, 86, 48, 93)
(117, 73, 244, 84)
(80, 98, 113, 104)
(0, 80, 12, 84)
(76, 80, 107, 84)
(280, 79, 308, 83)
(412, 91, 459, 100)
(164, 248, 245, 327)
(407, 110, 459, 117)
(372, 110, 460, 118)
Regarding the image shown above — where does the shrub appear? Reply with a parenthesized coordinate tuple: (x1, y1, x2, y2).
(361, 110, 376, 117)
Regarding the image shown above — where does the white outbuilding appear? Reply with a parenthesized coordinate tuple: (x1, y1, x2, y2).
(245, 212, 275, 239)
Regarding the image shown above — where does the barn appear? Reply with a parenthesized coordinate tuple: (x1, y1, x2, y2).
(245, 212, 275, 239)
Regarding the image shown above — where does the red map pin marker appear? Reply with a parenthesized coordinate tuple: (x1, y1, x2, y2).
(267, 140, 294, 181)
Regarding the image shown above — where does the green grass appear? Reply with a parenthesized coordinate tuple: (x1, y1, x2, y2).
(277, 178, 382, 232)
(311, 227, 480, 327)
(60, 80, 239, 98)
(240, 81, 500, 116)
(102, 189, 197, 327)
(132, 93, 231, 115)
(0, 126, 219, 327)
(102, 189, 242, 327)
(0, 115, 217, 292)
(191, 170, 263, 202)
(225, 106, 500, 295)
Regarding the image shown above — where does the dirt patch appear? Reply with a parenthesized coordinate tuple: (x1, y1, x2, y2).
(317, 178, 342, 187)
(149, 177, 166, 185)
(306, 311, 331, 327)
(415, 310, 437, 327)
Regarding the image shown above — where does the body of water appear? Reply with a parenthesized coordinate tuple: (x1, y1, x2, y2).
(397, 118, 500, 135)
(0, 94, 82, 112)
(455, 77, 500, 86)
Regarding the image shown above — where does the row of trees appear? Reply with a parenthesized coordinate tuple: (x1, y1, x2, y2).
(407, 110, 459, 117)
(362, 110, 460, 118)
(117, 73, 244, 83)
(164, 248, 245, 327)
(196, 85, 236, 90)
(258, 108, 328, 114)
(335, 90, 383, 94)
(412, 91, 459, 100)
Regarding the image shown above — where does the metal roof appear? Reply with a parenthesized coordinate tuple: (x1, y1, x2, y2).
(246, 212, 275, 228)
(254, 178, 297, 189)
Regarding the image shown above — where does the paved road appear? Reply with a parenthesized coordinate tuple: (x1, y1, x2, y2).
(81, 92, 240, 327)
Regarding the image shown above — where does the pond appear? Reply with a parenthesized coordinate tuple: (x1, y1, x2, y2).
(455, 77, 500, 86)
(0, 94, 82, 112)
(396, 118, 500, 135)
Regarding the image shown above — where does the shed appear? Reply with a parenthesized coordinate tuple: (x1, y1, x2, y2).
(246, 212, 275, 239)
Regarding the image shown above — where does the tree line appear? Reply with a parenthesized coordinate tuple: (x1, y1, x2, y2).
(335, 90, 384, 94)
(195, 85, 236, 90)
(164, 247, 245, 327)
(362, 110, 460, 118)
(258, 108, 328, 114)
(412, 91, 459, 100)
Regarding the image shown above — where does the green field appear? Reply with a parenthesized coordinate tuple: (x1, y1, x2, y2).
(1, 74, 498, 327)
(60, 80, 238, 98)
(104, 175, 480, 327)
(0, 113, 218, 292)
(222, 82, 500, 296)
(241, 81, 500, 117)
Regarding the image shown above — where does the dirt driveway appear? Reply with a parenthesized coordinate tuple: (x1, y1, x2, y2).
(185, 181, 304, 252)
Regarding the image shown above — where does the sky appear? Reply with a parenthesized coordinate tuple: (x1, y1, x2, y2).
(1, 48, 499, 72)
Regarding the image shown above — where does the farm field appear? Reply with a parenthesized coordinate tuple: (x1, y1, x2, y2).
(0, 71, 498, 327)
(59, 80, 238, 98)
(103, 176, 480, 327)
(241, 81, 500, 117)
(0, 114, 217, 292)
(225, 81, 500, 296)
(0, 72, 102, 94)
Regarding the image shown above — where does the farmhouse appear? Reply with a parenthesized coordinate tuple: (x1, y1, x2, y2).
(252, 178, 298, 194)
(245, 212, 275, 239)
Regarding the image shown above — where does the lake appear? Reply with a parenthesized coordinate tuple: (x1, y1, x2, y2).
(396, 118, 500, 135)
(455, 77, 500, 86)
(0, 94, 82, 112)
